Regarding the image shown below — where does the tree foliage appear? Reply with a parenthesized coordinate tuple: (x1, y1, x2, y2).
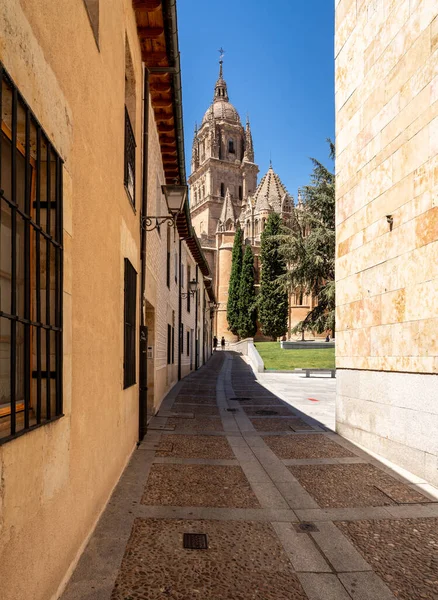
(226, 225, 243, 336)
(278, 140, 335, 336)
(238, 245, 257, 339)
(258, 213, 289, 340)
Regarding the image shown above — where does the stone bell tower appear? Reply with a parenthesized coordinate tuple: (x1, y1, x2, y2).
(189, 57, 259, 340)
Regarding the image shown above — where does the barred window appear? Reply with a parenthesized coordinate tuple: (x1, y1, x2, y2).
(124, 107, 136, 207)
(123, 259, 137, 388)
(0, 64, 63, 442)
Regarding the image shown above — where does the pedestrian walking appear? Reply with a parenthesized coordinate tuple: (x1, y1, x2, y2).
(213, 335, 218, 351)
(221, 336, 226, 351)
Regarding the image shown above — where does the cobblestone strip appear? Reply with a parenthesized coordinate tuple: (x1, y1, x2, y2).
(225, 354, 400, 600)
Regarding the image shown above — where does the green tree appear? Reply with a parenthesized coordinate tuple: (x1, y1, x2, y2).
(238, 245, 257, 339)
(226, 225, 243, 336)
(278, 140, 335, 336)
(258, 213, 289, 339)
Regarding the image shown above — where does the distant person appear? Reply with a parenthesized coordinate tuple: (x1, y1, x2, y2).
(221, 336, 226, 350)
(213, 336, 218, 351)
(325, 335, 330, 342)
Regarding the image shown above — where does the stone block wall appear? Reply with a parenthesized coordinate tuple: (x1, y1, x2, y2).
(335, 0, 438, 484)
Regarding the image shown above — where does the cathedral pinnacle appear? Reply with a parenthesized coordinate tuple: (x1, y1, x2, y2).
(243, 115, 255, 163)
(214, 49, 229, 102)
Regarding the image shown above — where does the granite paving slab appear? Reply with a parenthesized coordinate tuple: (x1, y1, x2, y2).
(264, 434, 356, 459)
(336, 518, 438, 600)
(230, 397, 287, 406)
(111, 519, 308, 600)
(251, 417, 315, 431)
(155, 435, 234, 459)
(171, 404, 220, 415)
(172, 396, 217, 405)
(243, 406, 298, 416)
(166, 416, 224, 432)
(289, 463, 431, 508)
(142, 464, 260, 508)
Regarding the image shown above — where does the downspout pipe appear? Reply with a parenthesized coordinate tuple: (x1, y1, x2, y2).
(139, 66, 149, 442)
(195, 265, 199, 370)
(178, 238, 182, 380)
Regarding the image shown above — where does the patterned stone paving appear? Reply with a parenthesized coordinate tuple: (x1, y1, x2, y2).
(171, 404, 220, 415)
(142, 464, 260, 508)
(155, 435, 234, 459)
(250, 417, 315, 431)
(336, 518, 438, 600)
(166, 416, 224, 432)
(243, 406, 297, 416)
(61, 352, 438, 600)
(289, 463, 431, 508)
(264, 434, 356, 459)
(111, 519, 308, 600)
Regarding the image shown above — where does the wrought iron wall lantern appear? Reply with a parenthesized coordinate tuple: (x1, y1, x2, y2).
(142, 184, 188, 231)
(181, 278, 198, 299)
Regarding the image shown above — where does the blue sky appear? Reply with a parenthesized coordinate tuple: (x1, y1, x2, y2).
(177, 0, 335, 198)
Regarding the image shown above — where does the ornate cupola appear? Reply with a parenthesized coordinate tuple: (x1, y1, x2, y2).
(214, 59, 229, 102)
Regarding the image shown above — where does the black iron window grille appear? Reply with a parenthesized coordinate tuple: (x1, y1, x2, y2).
(123, 258, 137, 388)
(124, 106, 136, 207)
(0, 64, 63, 443)
(167, 324, 171, 365)
(187, 265, 191, 313)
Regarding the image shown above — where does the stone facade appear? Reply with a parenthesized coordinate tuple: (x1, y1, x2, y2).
(190, 61, 312, 341)
(335, 0, 438, 485)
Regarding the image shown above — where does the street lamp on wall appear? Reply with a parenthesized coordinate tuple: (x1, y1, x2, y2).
(142, 184, 188, 231)
(181, 278, 198, 299)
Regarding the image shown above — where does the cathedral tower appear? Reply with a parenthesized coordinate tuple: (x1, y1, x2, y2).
(189, 58, 259, 341)
(190, 58, 297, 342)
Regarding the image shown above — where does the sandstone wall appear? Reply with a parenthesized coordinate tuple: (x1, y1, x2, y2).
(335, 0, 438, 484)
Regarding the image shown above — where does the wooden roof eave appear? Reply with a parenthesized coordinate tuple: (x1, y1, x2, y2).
(133, 0, 186, 186)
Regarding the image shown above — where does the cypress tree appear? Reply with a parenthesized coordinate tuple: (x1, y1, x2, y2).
(238, 245, 257, 339)
(226, 225, 243, 336)
(258, 212, 288, 340)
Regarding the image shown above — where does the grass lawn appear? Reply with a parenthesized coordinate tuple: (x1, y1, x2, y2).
(254, 342, 335, 371)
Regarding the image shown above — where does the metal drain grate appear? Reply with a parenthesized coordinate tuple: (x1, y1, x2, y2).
(226, 408, 238, 412)
(183, 533, 208, 549)
(294, 522, 319, 533)
(230, 397, 251, 402)
(255, 410, 278, 416)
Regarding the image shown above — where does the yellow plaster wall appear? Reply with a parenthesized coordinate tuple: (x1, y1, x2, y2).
(0, 1, 142, 598)
(335, 0, 438, 373)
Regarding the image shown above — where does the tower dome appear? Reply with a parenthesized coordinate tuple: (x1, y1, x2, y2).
(201, 59, 241, 125)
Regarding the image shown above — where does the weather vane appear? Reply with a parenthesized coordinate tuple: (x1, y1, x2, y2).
(218, 47, 225, 61)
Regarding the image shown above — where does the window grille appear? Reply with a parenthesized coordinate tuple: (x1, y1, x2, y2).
(187, 265, 191, 312)
(167, 324, 171, 365)
(186, 331, 190, 356)
(124, 107, 136, 207)
(0, 63, 63, 442)
(123, 259, 137, 388)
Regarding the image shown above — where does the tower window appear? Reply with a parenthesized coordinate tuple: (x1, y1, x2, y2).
(220, 183, 225, 197)
(239, 185, 242, 201)
(228, 140, 235, 154)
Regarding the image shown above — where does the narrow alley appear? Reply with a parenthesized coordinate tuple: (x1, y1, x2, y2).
(62, 353, 438, 600)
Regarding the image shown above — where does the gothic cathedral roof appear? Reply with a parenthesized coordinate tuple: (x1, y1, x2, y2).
(253, 163, 293, 213)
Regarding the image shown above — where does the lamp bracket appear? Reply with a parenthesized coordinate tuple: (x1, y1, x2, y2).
(141, 215, 176, 232)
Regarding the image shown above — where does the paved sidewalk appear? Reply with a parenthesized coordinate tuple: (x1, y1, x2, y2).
(256, 370, 336, 430)
(62, 352, 438, 600)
